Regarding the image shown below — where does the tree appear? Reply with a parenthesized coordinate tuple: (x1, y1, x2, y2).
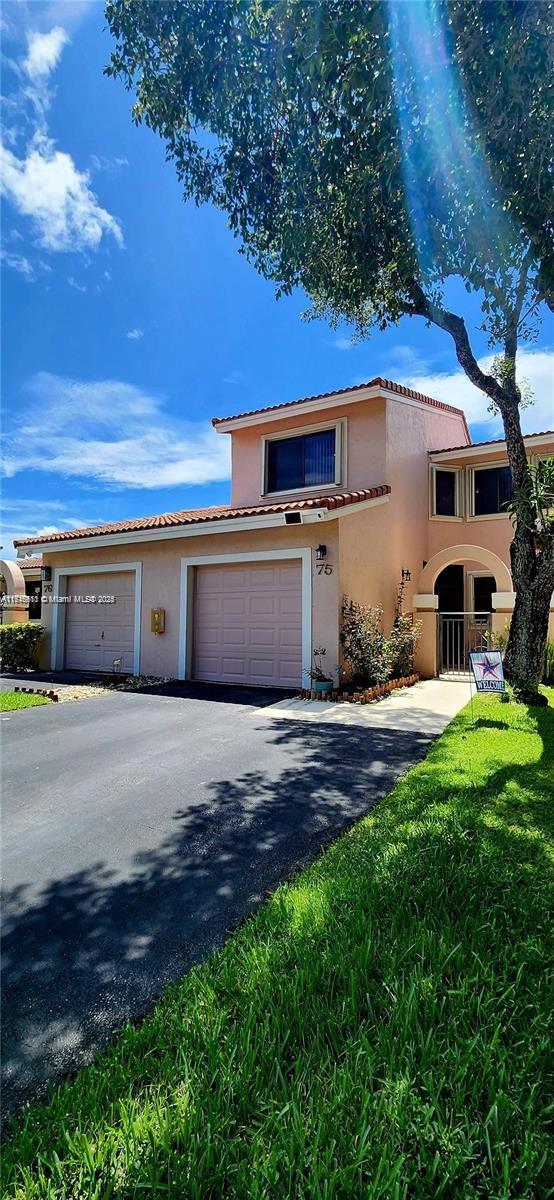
(106, 0, 554, 703)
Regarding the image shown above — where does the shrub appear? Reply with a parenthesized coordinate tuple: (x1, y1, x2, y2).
(0, 622, 43, 672)
(543, 640, 554, 684)
(388, 614, 421, 678)
(340, 599, 390, 686)
(485, 618, 510, 653)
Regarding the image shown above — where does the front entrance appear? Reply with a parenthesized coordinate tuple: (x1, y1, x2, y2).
(435, 565, 493, 674)
(438, 611, 492, 674)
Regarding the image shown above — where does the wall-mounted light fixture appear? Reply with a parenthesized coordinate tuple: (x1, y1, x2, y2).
(401, 568, 412, 583)
(41, 565, 52, 583)
(316, 544, 327, 561)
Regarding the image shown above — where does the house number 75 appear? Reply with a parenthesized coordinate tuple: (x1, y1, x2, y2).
(316, 563, 333, 575)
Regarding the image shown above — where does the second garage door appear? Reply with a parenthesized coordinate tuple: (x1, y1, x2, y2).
(64, 572, 136, 673)
(192, 561, 302, 687)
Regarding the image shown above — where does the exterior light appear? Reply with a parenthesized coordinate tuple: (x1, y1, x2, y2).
(41, 566, 52, 583)
(316, 544, 327, 561)
(401, 568, 412, 582)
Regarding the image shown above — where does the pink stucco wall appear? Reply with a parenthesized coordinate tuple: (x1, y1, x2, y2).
(229, 397, 388, 506)
(338, 398, 469, 627)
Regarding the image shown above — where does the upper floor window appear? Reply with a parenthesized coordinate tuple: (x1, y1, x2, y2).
(430, 465, 461, 518)
(265, 425, 339, 494)
(473, 465, 513, 516)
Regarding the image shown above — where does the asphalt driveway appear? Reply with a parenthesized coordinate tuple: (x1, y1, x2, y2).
(1, 683, 460, 1118)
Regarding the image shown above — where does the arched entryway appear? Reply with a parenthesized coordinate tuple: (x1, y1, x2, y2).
(414, 546, 513, 677)
(418, 544, 512, 594)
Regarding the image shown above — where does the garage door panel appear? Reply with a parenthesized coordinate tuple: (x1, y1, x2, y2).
(250, 628, 275, 647)
(280, 595, 301, 616)
(193, 560, 302, 687)
(248, 567, 275, 587)
(279, 628, 301, 648)
(222, 596, 246, 616)
(222, 629, 247, 646)
(64, 572, 135, 673)
(250, 596, 275, 616)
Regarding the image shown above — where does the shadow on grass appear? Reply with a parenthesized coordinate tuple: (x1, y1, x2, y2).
(3, 697, 553, 1198)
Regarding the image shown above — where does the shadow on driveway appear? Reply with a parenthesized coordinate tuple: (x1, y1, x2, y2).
(0, 670, 295, 707)
(2, 715, 433, 1119)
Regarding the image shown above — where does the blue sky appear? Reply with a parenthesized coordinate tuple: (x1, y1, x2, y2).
(2, 0, 553, 559)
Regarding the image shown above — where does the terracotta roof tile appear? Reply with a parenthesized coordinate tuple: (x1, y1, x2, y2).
(429, 430, 554, 455)
(18, 556, 43, 570)
(14, 486, 390, 549)
(212, 376, 471, 440)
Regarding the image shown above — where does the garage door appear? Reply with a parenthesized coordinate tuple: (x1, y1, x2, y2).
(64, 572, 136, 673)
(193, 561, 302, 687)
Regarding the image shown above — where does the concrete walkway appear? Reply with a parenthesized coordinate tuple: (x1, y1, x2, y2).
(264, 678, 470, 735)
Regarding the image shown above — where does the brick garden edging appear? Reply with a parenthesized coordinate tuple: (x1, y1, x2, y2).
(14, 686, 59, 702)
(299, 674, 420, 704)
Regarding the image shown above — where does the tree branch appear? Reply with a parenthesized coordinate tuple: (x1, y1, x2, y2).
(504, 245, 534, 365)
(408, 285, 507, 409)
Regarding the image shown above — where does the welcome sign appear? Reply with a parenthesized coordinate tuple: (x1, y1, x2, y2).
(469, 650, 505, 693)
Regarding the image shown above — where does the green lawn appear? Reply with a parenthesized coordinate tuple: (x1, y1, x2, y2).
(0, 691, 50, 712)
(4, 693, 553, 1200)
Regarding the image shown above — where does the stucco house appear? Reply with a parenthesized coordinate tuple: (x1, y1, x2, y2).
(13, 377, 554, 683)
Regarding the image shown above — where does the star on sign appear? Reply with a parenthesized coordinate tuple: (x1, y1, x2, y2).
(476, 655, 499, 678)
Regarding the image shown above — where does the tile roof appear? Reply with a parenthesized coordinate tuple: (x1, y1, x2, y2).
(14, 486, 390, 548)
(18, 556, 43, 570)
(212, 376, 470, 437)
(429, 430, 554, 455)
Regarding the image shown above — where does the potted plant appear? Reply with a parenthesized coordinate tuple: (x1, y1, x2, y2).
(307, 646, 334, 694)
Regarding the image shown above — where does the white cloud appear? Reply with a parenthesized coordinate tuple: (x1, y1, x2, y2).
(401, 348, 554, 437)
(67, 275, 86, 292)
(1, 249, 35, 279)
(90, 154, 129, 173)
(0, 134, 123, 252)
(384, 344, 433, 376)
(333, 336, 353, 351)
(126, 328, 143, 340)
(0, 499, 93, 561)
(23, 26, 68, 82)
(2, 373, 232, 490)
(1, 20, 123, 262)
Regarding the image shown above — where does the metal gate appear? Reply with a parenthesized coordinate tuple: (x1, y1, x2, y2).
(438, 611, 492, 675)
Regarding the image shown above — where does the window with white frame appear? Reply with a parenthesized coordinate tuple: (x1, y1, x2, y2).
(430, 465, 462, 518)
(471, 464, 513, 516)
(263, 423, 342, 494)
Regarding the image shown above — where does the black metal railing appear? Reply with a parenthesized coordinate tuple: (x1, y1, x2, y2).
(438, 611, 492, 675)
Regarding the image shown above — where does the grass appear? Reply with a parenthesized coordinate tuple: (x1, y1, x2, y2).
(0, 691, 50, 712)
(3, 692, 553, 1200)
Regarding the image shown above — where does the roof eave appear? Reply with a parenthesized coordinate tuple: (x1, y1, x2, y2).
(429, 430, 554, 462)
(213, 384, 469, 434)
(15, 508, 328, 556)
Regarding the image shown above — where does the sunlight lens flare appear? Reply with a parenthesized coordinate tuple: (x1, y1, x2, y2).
(387, 0, 514, 282)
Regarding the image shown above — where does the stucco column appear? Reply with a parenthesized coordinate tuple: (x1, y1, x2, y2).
(491, 591, 515, 643)
(412, 593, 439, 678)
(0, 559, 30, 625)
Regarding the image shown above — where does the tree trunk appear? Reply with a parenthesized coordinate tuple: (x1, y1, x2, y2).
(410, 289, 553, 703)
(503, 543, 552, 705)
(501, 398, 553, 705)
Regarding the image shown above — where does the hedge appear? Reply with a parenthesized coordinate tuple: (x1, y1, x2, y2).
(0, 622, 44, 672)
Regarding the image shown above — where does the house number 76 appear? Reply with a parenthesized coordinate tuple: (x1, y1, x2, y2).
(316, 563, 333, 575)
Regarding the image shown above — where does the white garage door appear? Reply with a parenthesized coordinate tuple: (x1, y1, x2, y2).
(193, 561, 302, 687)
(64, 572, 136, 673)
